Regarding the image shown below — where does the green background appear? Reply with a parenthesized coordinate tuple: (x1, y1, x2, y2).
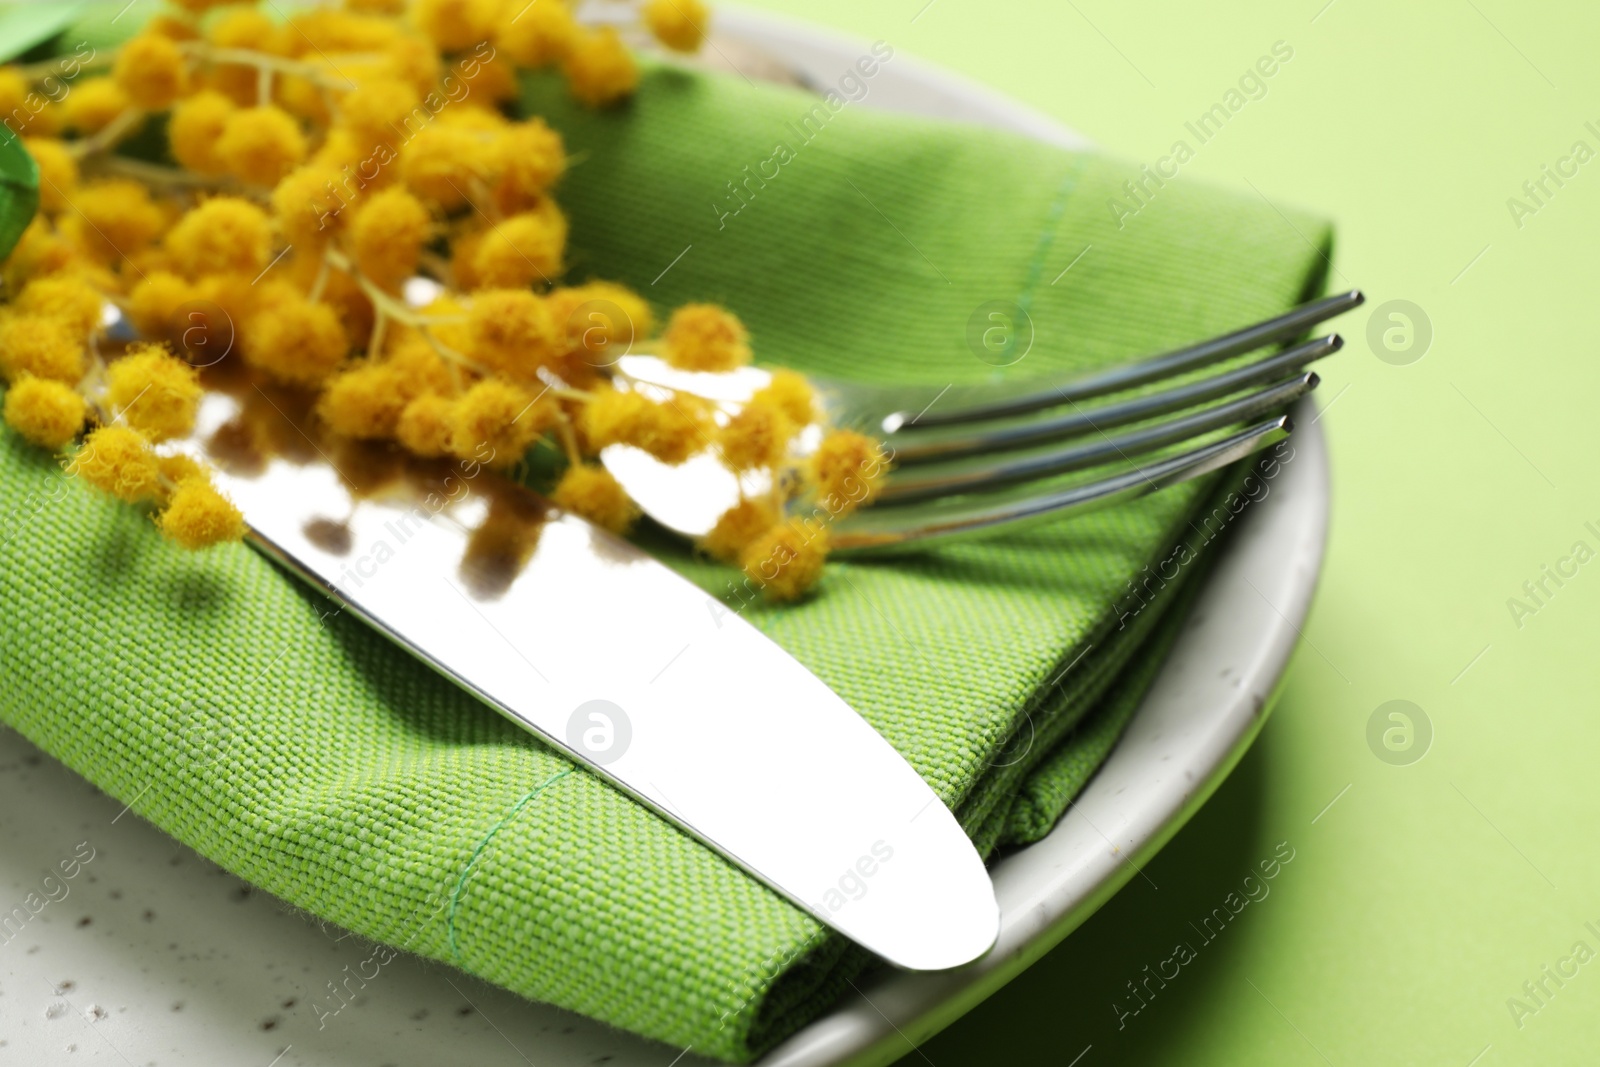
(740, 0, 1600, 1064)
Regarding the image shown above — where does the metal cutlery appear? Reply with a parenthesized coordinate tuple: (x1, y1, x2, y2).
(603, 290, 1363, 551)
(161, 362, 1000, 973)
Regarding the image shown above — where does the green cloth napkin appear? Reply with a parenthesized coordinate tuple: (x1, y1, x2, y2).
(0, 42, 1330, 1063)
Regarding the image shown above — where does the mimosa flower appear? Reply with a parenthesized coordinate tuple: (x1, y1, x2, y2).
(741, 517, 828, 601)
(809, 429, 888, 513)
(242, 288, 349, 385)
(14, 274, 104, 340)
(217, 106, 309, 184)
(58, 78, 130, 135)
(700, 496, 778, 562)
(2, 374, 86, 449)
(20, 138, 77, 214)
(661, 303, 750, 371)
(105, 343, 203, 442)
(166, 197, 273, 279)
(395, 392, 458, 457)
(552, 463, 639, 534)
(467, 288, 559, 377)
(752, 369, 816, 426)
(349, 186, 432, 290)
(644, 0, 710, 53)
(448, 377, 552, 463)
(68, 425, 162, 502)
(496, 0, 580, 67)
(718, 398, 793, 472)
(0, 315, 85, 383)
(113, 33, 190, 110)
(563, 27, 639, 108)
(157, 474, 246, 548)
(579, 385, 707, 464)
(169, 91, 236, 175)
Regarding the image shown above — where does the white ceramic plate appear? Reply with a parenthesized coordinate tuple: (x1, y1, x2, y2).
(0, 11, 1327, 1066)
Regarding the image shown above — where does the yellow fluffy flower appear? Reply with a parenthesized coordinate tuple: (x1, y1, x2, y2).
(22, 137, 79, 214)
(68, 425, 162, 502)
(144, 14, 202, 41)
(741, 517, 828, 602)
(318, 341, 447, 440)
(60, 178, 165, 263)
(661, 303, 751, 371)
(699, 495, 778, 562)
(2, 374, 87, 449)
(562, 27, 639, 108)
(751, 368, 816, 426)
(168, 90, 236, 175)
(271, 164, 347, 251)
(552, 463, 638, 534)
(579, 386, 707, 465)
(453, 49, 520, 106)
(58, 77, 130, 134)
(168, 0, 241, 13)
(106, 343, 202, 442)
(395, 392, 457, 456)
(412, 0, 500, 51)
(289, 9, 402, 53)
(14, 274, 104, 340)
(465, 205, 567, 289)
(273, 71, 332, 124)
(157, 452, 207, 486)
(317, 361, 410, 439)
(495, 0, 579, 67)
(2, 220, 78, 293)
(386, 337, 456, 394)
(809, 428, 888, 513)
(113, 32, 190, 110)
(242, 289, 349, 385)
(546, 280, 652, 360)
(349, 185, 431, 290)
(192, 272, 259, 353)
(347, 0, 407, 15)
(166, 197, 273, 279)
(338, 76, 422, 149)
(316, 266, 377, 349)
(206, 7, 290, 103)
(0, 315, 84, 383)
(158, 474, 246, 548)
(381, 35, 445, 97)
(644, 0, 710, 53)
(217, 106, 309, 183)
(448, 378, 553, 464)
(466, 289, 559, 378)
(126, 270, 198, 341)
(398, 116, 495, 209)
(0, 67, 25, 120)
(718, 398, 793, 472)
(490, 119, 566, 212)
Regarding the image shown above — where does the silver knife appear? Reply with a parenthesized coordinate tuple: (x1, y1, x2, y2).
(175, 383, 999, 971)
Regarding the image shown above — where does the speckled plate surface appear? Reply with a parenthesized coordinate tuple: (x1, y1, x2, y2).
(0, 9, 1329, 1066)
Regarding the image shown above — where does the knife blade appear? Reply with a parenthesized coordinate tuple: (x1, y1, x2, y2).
(177, 384, 999, 971)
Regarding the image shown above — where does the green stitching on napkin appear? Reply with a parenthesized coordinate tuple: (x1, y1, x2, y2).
(448, 766, 576, 959)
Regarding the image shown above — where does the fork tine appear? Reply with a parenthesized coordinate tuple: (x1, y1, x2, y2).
(890, 333, 1339, 465)
(882, 289, 1363, 432)
(835, 416, 1293, 553)
(875, 372, 1317, 505)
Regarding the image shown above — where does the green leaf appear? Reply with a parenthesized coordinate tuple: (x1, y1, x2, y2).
(0, 132, 39, 265)
(0, 2, 86, 64)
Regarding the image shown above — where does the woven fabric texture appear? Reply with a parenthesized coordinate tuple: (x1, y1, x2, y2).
(0, 58, 1330, 1062)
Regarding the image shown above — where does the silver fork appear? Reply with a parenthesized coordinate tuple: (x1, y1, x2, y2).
(605, 289, 1363, 551)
